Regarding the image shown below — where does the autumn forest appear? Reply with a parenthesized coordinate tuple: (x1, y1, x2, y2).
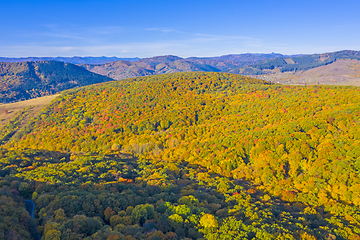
(1, 71, 360, 239)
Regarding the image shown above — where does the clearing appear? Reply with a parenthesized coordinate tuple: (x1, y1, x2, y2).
(0, 94, 59, 129)
(256, 59, 360, 86)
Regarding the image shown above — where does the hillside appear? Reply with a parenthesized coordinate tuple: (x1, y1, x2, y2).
(0, 61, 113, 103)
(1, 72, 360, 239)
(81, 54, 291, 80)
(230, 50, 360, 76)
(257, 59, 360, 86)
(0, 95, 59, 130)
(81, 55, 220, 80)
(80, 50, 360, 86)
(188, 53, 290, 65)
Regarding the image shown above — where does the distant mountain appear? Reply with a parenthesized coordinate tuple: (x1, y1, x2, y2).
(185, 53, 297, 71)
(0, 53, 293, 78)
(79, 51, 360, 85)
(81, 54, 288, 80)
(256, 59, 360, 86)
(0, 56, 140, 64)
(3, 51, 360, 103)
(137, 55, 183, 65)
(0, 61, 113, 103)
(184, 58, 245, 71)
(188, 52, 288, 63)
(230, 50, 360, 75)
(81, 55, 220, 80)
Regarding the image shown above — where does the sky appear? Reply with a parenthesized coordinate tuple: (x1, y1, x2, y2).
(1, 0, 360, 58)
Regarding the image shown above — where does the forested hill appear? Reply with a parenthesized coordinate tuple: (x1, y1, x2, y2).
(1, 72, 360, 239)
(231, 50, 360, 75)
(79, 50, 360, 86)
(80, 53, 292, 80)
(3, 51, 360, 104)
(187, 52, 288, 65)
(0, 60, 113, 103)
(80, 55, 221, 80)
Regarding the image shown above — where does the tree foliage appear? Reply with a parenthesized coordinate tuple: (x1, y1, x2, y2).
(1, 72, 360, 239)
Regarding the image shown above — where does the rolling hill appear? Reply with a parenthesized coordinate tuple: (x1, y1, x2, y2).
(196, 52, 287, 61)
(80, 50, 360, 86)
(257, 59, 360, 86)
(1, 50, 360, 105)
(230, 50, 360, 76)
(0, 60, 113, 103)
(1, 72, 360, 239)
(80, 53, 291, 80)
(81, 55, 220, 80)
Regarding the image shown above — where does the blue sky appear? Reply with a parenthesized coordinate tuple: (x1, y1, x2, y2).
(1, 0, 359, 58)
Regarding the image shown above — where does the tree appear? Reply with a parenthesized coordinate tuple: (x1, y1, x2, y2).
(44, 229, 61, 240)
(199, 214, 218, 233)
(168, 214, 183, 229)
(132, 204, 156, 225)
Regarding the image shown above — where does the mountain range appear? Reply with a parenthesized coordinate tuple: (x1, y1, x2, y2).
(80, 51, 360, 84)
(0, 56, 140, 64)
(1, 50, 360, 103)
(80, 53, 293, 80)
(231, 50, 360, 75)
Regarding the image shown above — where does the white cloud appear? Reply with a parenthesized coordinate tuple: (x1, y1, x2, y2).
(145, 27, 180, 33)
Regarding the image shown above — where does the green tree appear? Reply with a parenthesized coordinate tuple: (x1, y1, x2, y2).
(199, 214, 218, 234)
(132, 204, 156, 225)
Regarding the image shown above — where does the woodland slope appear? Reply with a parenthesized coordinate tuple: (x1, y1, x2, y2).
(1, 72, 360, 239)
(0, 61, 113, 103)
(2, 51, 360, 105)
(231, 50, 360, 75)
(81, 55, 222, 80)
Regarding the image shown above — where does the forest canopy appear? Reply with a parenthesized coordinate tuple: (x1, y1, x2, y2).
(1, 71, 360, 239)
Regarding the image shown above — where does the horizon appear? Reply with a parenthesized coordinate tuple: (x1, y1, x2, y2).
(1, 0, 360, 58)
(0, 49, 356, 60)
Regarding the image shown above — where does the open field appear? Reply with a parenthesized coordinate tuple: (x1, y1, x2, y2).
(256, 59, 360, 86)
(0, 94, 59, 129)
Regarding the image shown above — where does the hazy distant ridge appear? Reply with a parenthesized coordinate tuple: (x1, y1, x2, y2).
(0, 56, 140, 64)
